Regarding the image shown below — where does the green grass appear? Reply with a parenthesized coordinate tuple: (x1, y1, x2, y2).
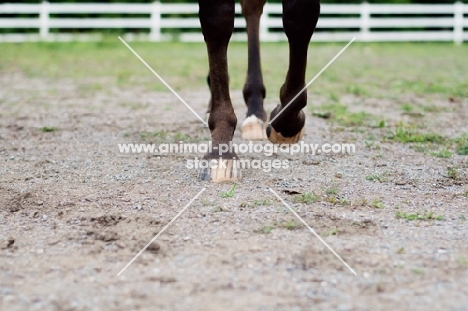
(1, 42, 467, 99)
(140, 131, 168, 142)
(310, 103, 372, 127)
(447, 167, 459, 180)
(396, 211, 443, 221)
(411, 268, 425, 275)
(388, 128, 443, 144)
(220, 183, 237, 198)
(456, 145, 468, 155)
(277, 220, 300, 230)
(324, 184, 339, 196)
(370, 199, 385, 209)
(399, 103, 414, 112)
(173, 132, 192, 142)
(40, 126, 58, 132)
(254, 226, 274, 234)
(366, 173, 388, 183)
(294, 192, 320, 204)
(429, 148, 453, 158)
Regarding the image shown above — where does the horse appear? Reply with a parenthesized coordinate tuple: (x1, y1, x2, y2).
(198, 0, 320, 182)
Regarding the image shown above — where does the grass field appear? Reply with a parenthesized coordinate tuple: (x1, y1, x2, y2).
(1, 41, 467, 98)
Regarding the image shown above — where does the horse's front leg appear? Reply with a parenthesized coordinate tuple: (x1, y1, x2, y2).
(267, 0, 320, 144)
(198, 0, 240, 182)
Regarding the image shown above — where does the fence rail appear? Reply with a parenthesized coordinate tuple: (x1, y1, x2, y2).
(0, 2, 467, 43)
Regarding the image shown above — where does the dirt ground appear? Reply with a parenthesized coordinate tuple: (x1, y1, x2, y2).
(1, 69, 467, 311)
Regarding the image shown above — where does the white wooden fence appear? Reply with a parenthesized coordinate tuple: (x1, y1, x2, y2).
(0, 2, 467, 43)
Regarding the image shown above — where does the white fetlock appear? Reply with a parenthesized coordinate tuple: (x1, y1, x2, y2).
(241, 115, 267, 140)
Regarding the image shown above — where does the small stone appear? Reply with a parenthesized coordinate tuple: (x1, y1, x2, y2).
(42, 215, 48, 221)
(147, 241, 161, 253)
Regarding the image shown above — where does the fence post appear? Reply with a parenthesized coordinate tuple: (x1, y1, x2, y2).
(260, 3, 269, 42)
(40, 1, 49, 39)
(454, 1, 464, 44)
(150, 1, 161, 41)
(360, 2, 370, 42)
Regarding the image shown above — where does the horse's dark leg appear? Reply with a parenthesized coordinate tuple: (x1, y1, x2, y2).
(240, 0, 267, 140)
(205, 74, 212, 123)
(198, 0, 240, 182)
(266, 0, 320, 144)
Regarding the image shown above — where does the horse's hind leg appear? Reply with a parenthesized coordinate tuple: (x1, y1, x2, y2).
(198, 0, 240, 182)
(240, 0, 267, 140)
(267, 0, 320, 144)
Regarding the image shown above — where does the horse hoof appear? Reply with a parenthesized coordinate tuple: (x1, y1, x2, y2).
(198, 159, 242, 182)
(241, 115, 266, 140)
(266, 124, 304, 144)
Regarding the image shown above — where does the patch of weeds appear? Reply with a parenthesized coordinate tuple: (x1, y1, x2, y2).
(335, 172, 343, 179)
(429, 148, 452, 158)
(447, 167, 458, 180)
(324, 184, 339, 196)
(173, 132, 191, 142)
(328, 197, 351, 206)
(294, 192, 320, 204)
(369, 120, 386, 128)
(397, 247, 404, 254)
(399, 103, 414, 112)
(366, 173, 388, 183)
(460, 215, 466, 221)
(201, 199, 211, 207)
(322, 228, 339, 236)
(40, 126, 58, 132)
(311, 103, 372, 127)
(371, 199, 385, 209)
(346, 84, 368, 97)
(456, 145, 468, 155)
(277, 220, 300, 230)
(354, 197, 368, 207)
(389, 128, 443, 144)
(140, 131, 168, 142)
(411, 268, 425, 275)
(254, 226, 274, 234)
(329, 92, 340, 102)
(220, 183, 237, 198)
(396, 211, 443, 221)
